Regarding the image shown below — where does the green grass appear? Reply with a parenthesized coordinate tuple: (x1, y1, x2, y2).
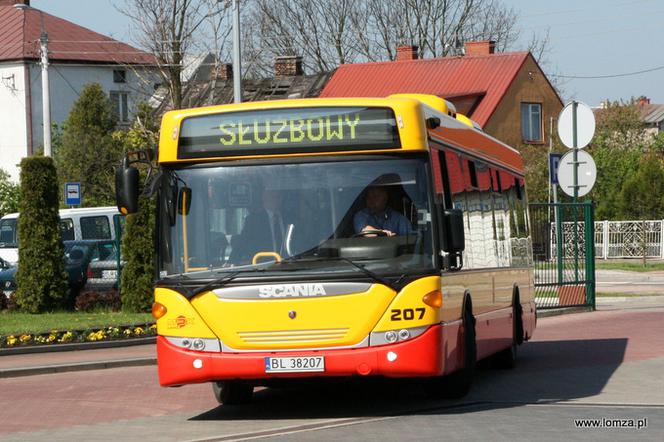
(595, 262, 664, 272)
(0, 311, 153, 335)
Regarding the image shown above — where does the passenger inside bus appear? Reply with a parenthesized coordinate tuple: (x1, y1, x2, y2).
(229, 188, 286, 264)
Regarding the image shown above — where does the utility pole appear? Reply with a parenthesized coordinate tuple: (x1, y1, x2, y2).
(39, 31, 52, 157)
(232, 0, 242, 103)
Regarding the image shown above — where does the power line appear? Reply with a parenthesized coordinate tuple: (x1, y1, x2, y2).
(550, 64, 664, 79)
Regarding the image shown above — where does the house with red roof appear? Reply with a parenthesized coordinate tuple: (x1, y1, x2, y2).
(321, 41, 563, 151)
(0, 0, 159, 180)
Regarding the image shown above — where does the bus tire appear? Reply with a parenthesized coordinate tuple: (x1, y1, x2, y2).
(492, 294, 523, 369)
(212, 381, 253, 405)
(430, 302, 476, 399)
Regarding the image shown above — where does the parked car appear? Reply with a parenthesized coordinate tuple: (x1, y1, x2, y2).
(0, 256, 16, 297)
(85, 245, 122, 291)
(0, 240, 117, 306)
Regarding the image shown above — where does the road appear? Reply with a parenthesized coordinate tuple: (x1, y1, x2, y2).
(595, 269, 664, 295)
(1, 301, 663, 441)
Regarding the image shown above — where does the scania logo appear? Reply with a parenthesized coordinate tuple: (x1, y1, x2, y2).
(258, 284, 327, 298)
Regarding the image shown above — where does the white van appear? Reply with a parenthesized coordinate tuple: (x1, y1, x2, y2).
(0, 207, 121, 264)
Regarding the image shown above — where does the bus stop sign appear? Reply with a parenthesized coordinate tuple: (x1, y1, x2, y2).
(64, 182, 81, 205)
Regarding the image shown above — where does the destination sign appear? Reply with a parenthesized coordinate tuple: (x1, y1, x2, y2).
(177, 107, 400, 158)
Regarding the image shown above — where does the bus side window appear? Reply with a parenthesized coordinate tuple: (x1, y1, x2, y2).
(60, 218, 75, 241)
(430, 148, 452, 208)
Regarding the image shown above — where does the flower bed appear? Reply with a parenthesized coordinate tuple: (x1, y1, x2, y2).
(1, 323, 156, 348)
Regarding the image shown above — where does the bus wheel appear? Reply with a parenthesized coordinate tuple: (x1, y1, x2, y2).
(491, 299, 522, 369)
(212, 381, 253, 405)
(430, 305, 476, 399)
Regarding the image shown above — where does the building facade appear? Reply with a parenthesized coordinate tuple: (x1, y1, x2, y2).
(320, 41, 563, 151)
(0, 0, 159, 181)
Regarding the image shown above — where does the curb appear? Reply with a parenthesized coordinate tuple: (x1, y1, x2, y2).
(0, 337, 155, 356)
(537, 306, 594, 317)
(0, 357, 157, 379)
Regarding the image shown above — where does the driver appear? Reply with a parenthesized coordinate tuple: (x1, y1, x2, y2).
(353, 185, 411, 236)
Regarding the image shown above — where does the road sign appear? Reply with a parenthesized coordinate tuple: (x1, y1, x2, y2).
(557, 150, 596, 197)
(557, 101, 595, 149)
(549, 152, 562, 185)
(64, 182, 81, 205)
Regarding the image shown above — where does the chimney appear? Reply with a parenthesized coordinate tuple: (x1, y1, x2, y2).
(638, 96, 651, 106)
(0, 0, 30, 6)
(274, 56, 303, 77)
(464, 40, 496, 56)
(215, 63, 233, 81)
(396, 45, 418, 61)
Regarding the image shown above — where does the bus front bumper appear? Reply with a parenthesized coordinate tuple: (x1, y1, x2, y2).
(157, 324, 445, 386)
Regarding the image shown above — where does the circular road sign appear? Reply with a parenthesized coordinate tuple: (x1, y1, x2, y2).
(557, 101, 595, 149)
(557, 150, 597, 197)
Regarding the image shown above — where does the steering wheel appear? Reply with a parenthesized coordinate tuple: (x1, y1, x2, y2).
(352, 229, 389, 238)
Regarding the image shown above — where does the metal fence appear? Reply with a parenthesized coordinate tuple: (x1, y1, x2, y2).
(530, 202, 595, 309)
(594, 220, 664, 259)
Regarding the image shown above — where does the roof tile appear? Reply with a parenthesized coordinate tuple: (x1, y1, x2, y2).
(0, 5, 154, 64)
(320, 52, 530, 126)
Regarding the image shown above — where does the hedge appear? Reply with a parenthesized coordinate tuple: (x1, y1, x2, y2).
(15, 156, 69, 313)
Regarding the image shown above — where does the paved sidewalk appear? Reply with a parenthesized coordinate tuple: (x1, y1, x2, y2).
(0, 343, 155, 378)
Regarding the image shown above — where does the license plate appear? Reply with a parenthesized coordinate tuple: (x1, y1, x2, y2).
(265, 356, 325, 373)
(102, 270, 117, 279)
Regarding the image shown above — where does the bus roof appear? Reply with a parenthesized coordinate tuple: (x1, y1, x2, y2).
(159, 95, 523, 174)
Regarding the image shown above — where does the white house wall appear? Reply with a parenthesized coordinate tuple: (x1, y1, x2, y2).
(28, 62, 159, 159)
(0, 63, 29, 181)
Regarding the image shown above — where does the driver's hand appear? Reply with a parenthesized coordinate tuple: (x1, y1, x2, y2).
(383, 229, 396, 237)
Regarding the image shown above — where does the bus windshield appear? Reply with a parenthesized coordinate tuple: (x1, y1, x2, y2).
(158, 156, 435, 279)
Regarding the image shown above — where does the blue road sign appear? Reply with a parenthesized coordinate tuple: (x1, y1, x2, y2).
(549, 153, 562, 185)
(64, 182, 81, 205)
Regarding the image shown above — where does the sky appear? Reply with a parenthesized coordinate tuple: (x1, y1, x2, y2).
(30, 0, 664, 106)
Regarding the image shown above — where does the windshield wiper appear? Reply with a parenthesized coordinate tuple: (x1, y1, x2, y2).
(189, 271, 242, 297)
(281, 255, 397, 292)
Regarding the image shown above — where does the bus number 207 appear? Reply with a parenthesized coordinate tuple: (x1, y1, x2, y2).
(390, 308, 425, 321)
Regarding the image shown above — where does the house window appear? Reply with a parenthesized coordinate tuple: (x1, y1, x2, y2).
(521, 102, 542, 142)
(110, 91, 129, 123)
(113, 69, 126, 83)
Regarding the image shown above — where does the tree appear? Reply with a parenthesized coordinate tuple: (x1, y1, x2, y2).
(56, 83, 121, 207)
(113, 103, 159, 312)
(0, 169, 19, 218)
(118, 0, 228, 109)
(618, 153, 664, 219)
(245, 0, 547, 76)
(617, 154, 664, 265)
(588, 99, 653, 220)
(15, 157, 69, 313)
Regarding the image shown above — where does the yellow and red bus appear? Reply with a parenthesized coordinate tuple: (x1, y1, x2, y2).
(116, 94, 536, 404)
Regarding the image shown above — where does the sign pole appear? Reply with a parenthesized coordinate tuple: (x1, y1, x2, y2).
(572, 100, 580, 283)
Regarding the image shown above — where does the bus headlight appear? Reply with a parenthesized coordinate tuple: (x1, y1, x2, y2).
(165, 336, 221, 352)
(370, 325, 429, 346)
(385, 331, 398, 343)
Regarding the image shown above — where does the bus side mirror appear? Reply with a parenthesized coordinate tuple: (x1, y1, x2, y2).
(115, 160, 139, 215)
(441, 209, 465, 254)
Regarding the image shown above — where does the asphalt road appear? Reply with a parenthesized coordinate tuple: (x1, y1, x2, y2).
(1, 301, 663, 442)
(595, 269, 664, 295)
